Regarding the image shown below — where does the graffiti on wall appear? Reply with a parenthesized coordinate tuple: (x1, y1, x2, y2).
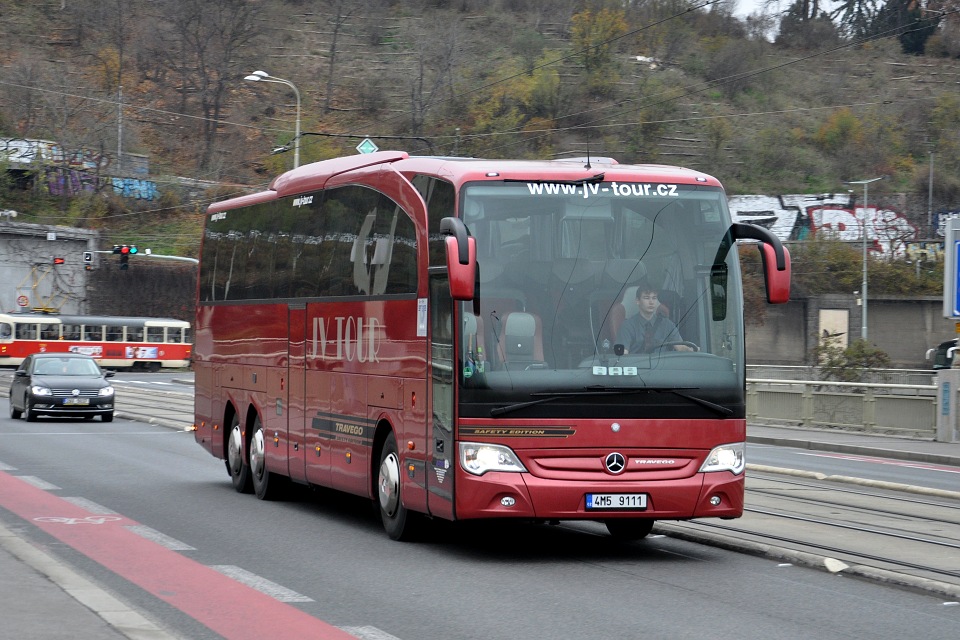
(43, 169, 157, 201)
(728, 194, 920, 258)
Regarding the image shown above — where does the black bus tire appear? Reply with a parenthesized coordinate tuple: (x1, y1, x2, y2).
(226, 413, 252, 493)
(377, 431, 420, 541)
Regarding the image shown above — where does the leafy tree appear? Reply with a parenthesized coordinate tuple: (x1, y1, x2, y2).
(831, 0, 880, 39)
(776, 3, 841, 49)
(570, 5, 628, 97)
(872, 0, 941, 54)
(811, 332, 891, 382)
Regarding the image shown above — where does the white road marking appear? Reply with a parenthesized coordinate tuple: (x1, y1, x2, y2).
(17, 475, 60, 490)
(125, 524, 196, 551)
(63, 497, 116, 514)
(340, 626, 403, 640)
(209, 565, 313, 603)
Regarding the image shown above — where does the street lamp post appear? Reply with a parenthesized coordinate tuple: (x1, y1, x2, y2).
(244, 70, 301, 168)
(847, 176, 885, 341)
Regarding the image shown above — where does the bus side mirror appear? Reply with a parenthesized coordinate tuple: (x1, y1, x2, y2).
(731, 223, 791, 304)
(441, 217, 476, 301)
(759, 242, 790, 304)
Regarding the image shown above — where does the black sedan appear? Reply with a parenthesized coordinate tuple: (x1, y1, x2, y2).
(9, 353, 116, 422)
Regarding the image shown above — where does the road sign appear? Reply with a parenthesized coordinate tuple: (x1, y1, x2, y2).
(356, 138, 378, 154)
(946, 219, 960, 318)
(17, 295, 28, 307)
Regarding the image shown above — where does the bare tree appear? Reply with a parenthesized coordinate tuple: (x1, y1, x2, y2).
(147, 0, 263, 170)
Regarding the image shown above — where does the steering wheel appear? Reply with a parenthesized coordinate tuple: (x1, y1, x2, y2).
(655, 341, 699, 352)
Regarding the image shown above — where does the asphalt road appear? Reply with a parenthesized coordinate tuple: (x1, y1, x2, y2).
(0, 374, 958, 639)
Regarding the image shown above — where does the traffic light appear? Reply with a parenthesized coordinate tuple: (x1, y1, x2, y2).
(119, 244, 130, 270)
(53, 256, 65, 265)
(82, 251, 93, 270)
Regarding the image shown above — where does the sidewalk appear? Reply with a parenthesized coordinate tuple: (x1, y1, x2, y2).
(1, 424, 958, 639)
(747, 422, 960, 468)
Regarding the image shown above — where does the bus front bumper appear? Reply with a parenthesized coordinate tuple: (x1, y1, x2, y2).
(454, 470, 744, 521)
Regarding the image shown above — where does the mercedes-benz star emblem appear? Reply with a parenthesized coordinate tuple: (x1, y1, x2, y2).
(605, 452, 626, 474)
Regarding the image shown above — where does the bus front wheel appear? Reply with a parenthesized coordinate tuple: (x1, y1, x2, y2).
(605, 518, 654, 540)
(377, 432, 419, 541)
(226, 414, 252, 494)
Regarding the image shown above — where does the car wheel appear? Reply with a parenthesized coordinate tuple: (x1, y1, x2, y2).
(101, 412, 114, 423)
(25, 398, 38, 422)
(9, 394, 22, 420)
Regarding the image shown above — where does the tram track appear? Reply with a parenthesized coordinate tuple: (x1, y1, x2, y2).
(658, 471, 960, 598)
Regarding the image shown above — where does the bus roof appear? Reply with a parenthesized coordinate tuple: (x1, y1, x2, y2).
(207, 152, 724, 213)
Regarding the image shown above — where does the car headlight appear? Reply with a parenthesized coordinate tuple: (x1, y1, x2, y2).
(98, 386, 115, 397)
(30, 385, 52, 396)
(459, 442, 528, 476)
(699, 442, 745, 475)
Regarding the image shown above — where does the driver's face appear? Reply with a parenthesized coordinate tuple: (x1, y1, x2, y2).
(637, 291, 659, 317)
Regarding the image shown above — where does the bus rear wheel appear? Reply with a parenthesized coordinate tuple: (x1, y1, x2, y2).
(226, 414, 252, 493)
(377, 432, 419, 541)
(250, 415, 284, 500)
(605, 518, 655, 541)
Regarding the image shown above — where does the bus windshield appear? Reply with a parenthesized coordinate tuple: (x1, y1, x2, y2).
(457, 181, 744, 417)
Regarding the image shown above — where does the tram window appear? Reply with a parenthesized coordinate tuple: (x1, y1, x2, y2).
(146, 327, 164, 342)
(15, 324, 38, 340)
(62, 324, 81, 340)
(0, 322, 11, 339)
(84, 326, 104, 341)
(105, 325, 123, 341)
(40, 325, 60, 340)
(128, 327, 144, 342)
(166, 328, 181, 343)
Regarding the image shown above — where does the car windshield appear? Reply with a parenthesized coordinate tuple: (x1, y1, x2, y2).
(33, 358, 101, 376)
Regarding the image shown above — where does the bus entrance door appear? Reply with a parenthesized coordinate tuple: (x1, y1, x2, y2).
(286, 305, 308, 484)
(427, 276, 455, 519)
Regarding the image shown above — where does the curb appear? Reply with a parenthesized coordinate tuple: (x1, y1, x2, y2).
(655, 523, 960, 600)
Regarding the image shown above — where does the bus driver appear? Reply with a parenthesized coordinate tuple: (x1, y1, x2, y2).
(616, 279, 694, 354)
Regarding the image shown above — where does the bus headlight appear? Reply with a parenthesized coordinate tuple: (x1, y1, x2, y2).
(699, 442, 745, 475)
(459, 442, 528, 476)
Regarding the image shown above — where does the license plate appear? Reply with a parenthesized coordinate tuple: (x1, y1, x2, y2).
(63, 398, 89, 406)
(585, 493, 647, 510)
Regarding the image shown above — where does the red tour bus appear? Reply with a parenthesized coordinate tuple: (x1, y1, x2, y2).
(193, 151, 790, 540)
(0, 313, 191, 371)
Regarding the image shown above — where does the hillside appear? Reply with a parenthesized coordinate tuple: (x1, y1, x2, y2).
(1, 0, 959, 245)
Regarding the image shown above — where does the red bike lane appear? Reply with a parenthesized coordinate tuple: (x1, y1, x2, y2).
(0, 470, 355, 639)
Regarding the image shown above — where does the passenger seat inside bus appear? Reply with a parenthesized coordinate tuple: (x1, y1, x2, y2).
(494, 311, 546, 370)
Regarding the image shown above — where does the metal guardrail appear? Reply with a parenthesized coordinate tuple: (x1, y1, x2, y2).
(746, 378, 938, 439)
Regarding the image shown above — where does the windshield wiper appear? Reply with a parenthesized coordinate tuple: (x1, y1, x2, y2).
(503, 173, 605, 186)
(489, 385, 733, 418)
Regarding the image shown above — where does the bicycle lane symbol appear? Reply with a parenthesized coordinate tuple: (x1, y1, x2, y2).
(34, 516, 123, 525)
